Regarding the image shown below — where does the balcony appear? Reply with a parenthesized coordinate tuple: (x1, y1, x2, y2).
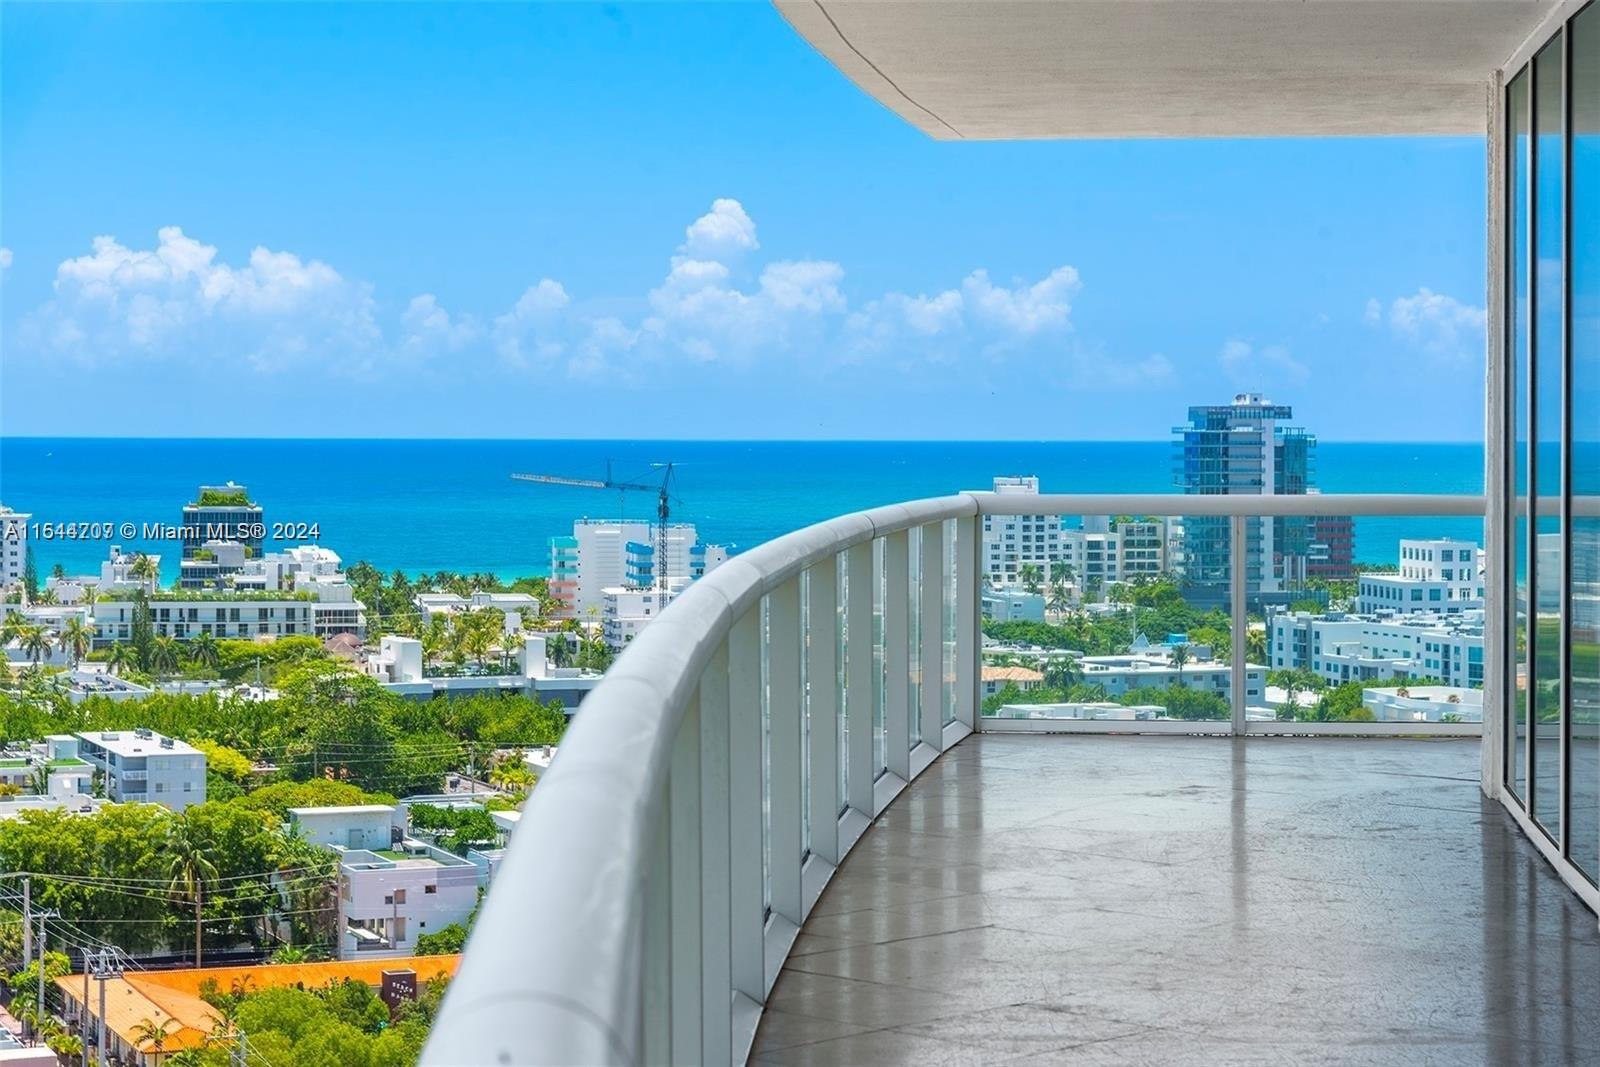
(423, 493, 1597, 1066)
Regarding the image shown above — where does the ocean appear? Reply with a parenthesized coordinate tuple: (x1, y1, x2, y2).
(0, 439, 1485, 579)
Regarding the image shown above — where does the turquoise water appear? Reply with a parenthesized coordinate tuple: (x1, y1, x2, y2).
(0, 439, 1484, 578)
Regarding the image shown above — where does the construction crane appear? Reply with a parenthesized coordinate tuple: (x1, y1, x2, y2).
(511, 461, 677, 605)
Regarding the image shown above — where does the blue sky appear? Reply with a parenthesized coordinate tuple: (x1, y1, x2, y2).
(1, 2, 1489, 441)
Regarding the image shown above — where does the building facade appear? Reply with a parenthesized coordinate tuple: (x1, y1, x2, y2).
(1270, 609, 1486, 689)
(0, 506, 29, 589)
(1175, 394, 1352, 609)
(179, 483, 264, 573)
(547, 520, 726, 619)
(61, 730, 207, 812)
(92, 596, 314, 646)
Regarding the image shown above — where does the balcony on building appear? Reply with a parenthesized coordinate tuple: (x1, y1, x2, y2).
(422, 2, 1600, 1064)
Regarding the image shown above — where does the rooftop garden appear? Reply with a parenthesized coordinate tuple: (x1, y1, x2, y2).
(194, 488, 254, 507)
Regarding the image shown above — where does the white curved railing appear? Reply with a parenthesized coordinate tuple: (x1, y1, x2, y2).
(422, 493, 1486, 1066)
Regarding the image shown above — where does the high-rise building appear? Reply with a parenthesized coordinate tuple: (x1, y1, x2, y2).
(979, 477, 1064, 584)
(1175, 394, 1351, 609)
(180, 483, 264, 585)
(0, 505, 30, 589)
(548, 519, 728, 620)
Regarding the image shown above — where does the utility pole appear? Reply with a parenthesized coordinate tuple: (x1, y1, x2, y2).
(33, 910, 53, 1044)
(20, 876, 30, 972)
(91, 950, 121, 1067)
(80, 954, 89, 1067)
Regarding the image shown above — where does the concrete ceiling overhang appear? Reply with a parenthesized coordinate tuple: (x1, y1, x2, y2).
(773, 0, 1559, 139)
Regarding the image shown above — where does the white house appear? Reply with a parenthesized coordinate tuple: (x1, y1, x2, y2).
(980, 665, 1045, 698)
(289, 804, 398, 851)
(1078, 652, 1266, 706)
(335, 843, 479, 959)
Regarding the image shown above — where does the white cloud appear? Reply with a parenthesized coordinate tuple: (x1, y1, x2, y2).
(401, 294, 481, 357)
(11, 200, 1157, 394)
(491, 279, 572, 368)
(1373, 287, 1486, 361)
(962, 267, 1079, 335)
(1219, 338, 1308, 385)
(23, 226, 379, 371)
(679, 198, 758, 260)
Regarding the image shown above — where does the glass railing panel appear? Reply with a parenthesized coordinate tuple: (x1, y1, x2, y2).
(872, 536, 887, 776)
(1533, 36, 1565, 839)
(1509, 63, 1533, 801)
(1571, 1, 1599, 884)
(908, 524, 923, 753)
(979, 513, 1242, 725)
(943, 517, 959, 727)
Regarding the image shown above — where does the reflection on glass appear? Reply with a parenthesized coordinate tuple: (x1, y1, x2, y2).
(1509, 67, 1532, 804)
(1571, 4, 1599, 883)
(1532, 39, 1564, 840)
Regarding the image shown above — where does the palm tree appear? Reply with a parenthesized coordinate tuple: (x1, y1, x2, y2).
(1046, 576, 1073, 617)
(29, 764, 49, 797)
(1042, 656, 1082, 693)
(21, 624, 52, 665)
(106, 641, 133, 677)
(1018, 564, 1043, 595)
(1, 611, 29, 648)
(34, 589, 58, 606)
(167, 820, 220, 966)
(188, 630, 220, 671)
(78, 583, 99, 611)
(1169, 643, 1191, 687)
(58, 616, 94, 667)
(131, 1017, 174, 1057)
(149, 634, 181, 680)
(130, 553, 160, 589)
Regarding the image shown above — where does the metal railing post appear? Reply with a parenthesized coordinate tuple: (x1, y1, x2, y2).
(726, 607, 765, 1002)
(919, 522, 945, 747)
(696, 646, 733, 1064)
(956, 513, 979, 730)
(884, 530, 911, 778)
(668, 694, 704, 1064)
(845, 541, 876, 816)
(806, 555, 842, 865)
(766, 579, 804, 925)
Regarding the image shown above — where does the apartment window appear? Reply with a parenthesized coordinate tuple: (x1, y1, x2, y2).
(424, 884, 437, 895)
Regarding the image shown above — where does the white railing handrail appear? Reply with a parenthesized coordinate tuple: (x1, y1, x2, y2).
(423, 492, 1487, 1065)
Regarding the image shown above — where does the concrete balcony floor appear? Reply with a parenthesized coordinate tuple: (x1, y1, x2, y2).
(752, 735, 1600, 1065)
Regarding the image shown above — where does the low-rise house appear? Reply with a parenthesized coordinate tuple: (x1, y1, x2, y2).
(980, 665, 1046, 698)
(288, 804, 399, 851)
(336, 843, 479, 959)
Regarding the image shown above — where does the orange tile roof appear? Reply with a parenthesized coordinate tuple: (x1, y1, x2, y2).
(981, 666, 1044, 683)
(56, 954, 460, 1056)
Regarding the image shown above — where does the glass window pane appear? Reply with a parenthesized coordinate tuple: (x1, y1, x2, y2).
(1570, 3, 1599, 884)
(1532, 38, 1565, 840)
(1509, 67, 1532, 805)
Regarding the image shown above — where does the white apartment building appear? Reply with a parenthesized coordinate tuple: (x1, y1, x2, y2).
(336, 840, 479, 959)
(549, 520, 727, 620)
(979, 477, 1064, 585)
(58, 730, 207, 812)
(1079, 652, 1266, 706)
(1355, 539, 1485, 614)
(602, 581, 687, 650)
(92, 595, 314, 646)
(1269, 610, 1486, 689)
(231, 545, 367, 638)
(0, 506, 30, 588)
(1060, 517, 1172, 596)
